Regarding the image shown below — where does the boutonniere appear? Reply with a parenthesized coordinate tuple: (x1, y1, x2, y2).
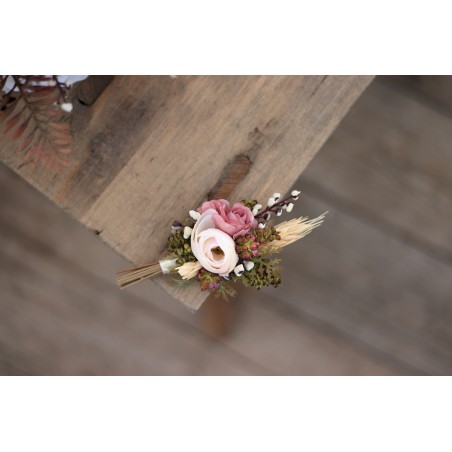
(116, 190, 325, 299)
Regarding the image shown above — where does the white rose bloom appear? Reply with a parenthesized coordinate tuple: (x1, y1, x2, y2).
(191, 209, 239, 276)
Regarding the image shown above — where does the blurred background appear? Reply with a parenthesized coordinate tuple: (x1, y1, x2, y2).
(0, 75, 451, 375)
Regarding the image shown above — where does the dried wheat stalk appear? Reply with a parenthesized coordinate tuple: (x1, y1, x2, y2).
(262, 213, 327, 252)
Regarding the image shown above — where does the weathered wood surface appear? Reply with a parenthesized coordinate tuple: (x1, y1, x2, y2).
(1, 76, 452, 375)
(295, 78, 452, 374)
(0, 75, 373, 309)
(380, 75, 452, 115)
(0, 164, 393, 375)
(76, 75, 114, 106)
(303, 80, 452, 263)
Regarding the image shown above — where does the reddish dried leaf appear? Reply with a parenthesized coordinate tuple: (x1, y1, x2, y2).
(4, 111, 22, 132)
(12, 114, 32, 139)
(28, 88, 59, 98)
(46, 121, 70, 131)
(18, 134, 35, 153)
(57, 147, 71, 155)
(0, 98, 20, 119)
(1, 75, 73, 171)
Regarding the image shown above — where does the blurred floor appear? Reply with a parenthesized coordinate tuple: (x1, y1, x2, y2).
(0, 76, 451, 375)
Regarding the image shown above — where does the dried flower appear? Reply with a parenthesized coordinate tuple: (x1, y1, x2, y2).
(263, 214, 327, 251)
(189, 210, 201, 221)
(191, 209, 239, 276)
(167, 230, 197, 265)
(116, 188, 325, 299)
(183, 226, 193, 239)
(196, 269, 221, 291)
(198, 199, 257, 239)
(61, 102, 73, 113)
(235, 234, 262, 260)
(177, 261, 202, 280)
(234, 264, 245, 276)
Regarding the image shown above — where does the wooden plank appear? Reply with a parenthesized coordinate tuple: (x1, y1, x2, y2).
(380, 75, 452, 115)
(0, 76, 373, 309)
(76, 75, 114, 106)
(0, 209, 268, 376)
(0, 164, 396, 375)
(302, 80, 452, 263)
(2, 76, 451, 375)
(276, 194, 452, 375)
(205, 288, 398, 375)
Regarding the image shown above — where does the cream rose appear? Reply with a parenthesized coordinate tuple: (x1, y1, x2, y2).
(191, 209, 239, 276)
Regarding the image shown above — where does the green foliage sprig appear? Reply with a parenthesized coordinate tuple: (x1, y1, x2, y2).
(240, 257, 282, 289)
(167, 229, 197, 265)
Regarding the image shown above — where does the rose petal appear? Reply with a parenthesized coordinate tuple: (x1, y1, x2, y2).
(192, 227, 238, 275)
(212, 214, 237, 236)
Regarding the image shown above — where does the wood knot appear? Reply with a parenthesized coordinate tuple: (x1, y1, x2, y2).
(208, 154, 253, 200)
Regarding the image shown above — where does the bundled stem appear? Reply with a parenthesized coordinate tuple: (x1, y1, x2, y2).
(116, 262, 163, 289)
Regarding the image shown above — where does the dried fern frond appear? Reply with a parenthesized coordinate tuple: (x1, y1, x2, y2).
(0, 75, 72, 170)
(262, 213, 327, 252)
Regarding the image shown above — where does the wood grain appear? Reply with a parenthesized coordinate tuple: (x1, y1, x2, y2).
(279, 193, 452, 375)
(302, 80, 452, 263)
(380, 75, 452, 116)
(0, 76, 373, 309)
(0, 164, 395, 375)
(2, 76, 451, 375)
(77, 76, 114, 106)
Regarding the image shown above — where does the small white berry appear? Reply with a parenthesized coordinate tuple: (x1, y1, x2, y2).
(286, 203, 294, 212)
(276, 208, 283, 216)
(48, 79, 57, 87)
(183, 226, 193, 239)
(61, 102, 73, 113)
(189, 210, 201, 221)
(65, 80, 73, 88)
(258, 222, 266, 229)
(267, 197, 276, 207)
(255, 204, 262, 210)
(244, 261, 255, 271)
(291, 190, 301, 197)
(252, 207, 259, 216)
(234, 264, 245, 277)
(272, 192, 281, 201)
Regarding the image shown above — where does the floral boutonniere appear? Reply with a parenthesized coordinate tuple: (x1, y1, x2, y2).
(116, 190, 326, 299)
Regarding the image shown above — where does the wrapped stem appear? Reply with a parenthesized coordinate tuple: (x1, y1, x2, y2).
(116, 258, 177, 289)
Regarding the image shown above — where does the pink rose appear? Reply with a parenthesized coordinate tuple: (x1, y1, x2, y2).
(191, 209, 239, 276)
(199, 199, 257, 239)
